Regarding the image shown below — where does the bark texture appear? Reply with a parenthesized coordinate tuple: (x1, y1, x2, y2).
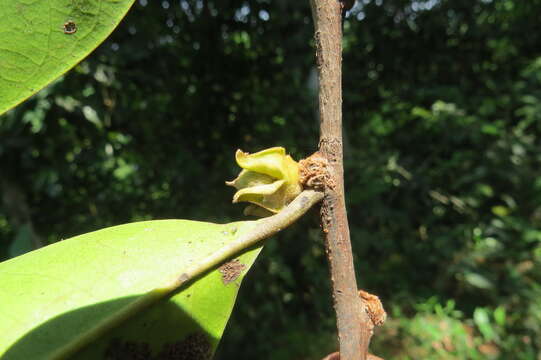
(309, 0, 371, 359)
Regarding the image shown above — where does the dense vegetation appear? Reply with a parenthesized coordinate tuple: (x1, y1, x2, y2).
(1, 0, 540, 358)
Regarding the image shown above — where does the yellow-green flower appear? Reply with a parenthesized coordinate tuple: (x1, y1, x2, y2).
(226, 147, 302, 217)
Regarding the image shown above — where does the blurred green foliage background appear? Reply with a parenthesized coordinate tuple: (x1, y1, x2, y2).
(1, 0, 540, 358)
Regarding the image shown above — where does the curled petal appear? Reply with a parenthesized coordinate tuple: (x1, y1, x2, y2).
(232, 180, 285, 205)
(235, 147, 299, 185)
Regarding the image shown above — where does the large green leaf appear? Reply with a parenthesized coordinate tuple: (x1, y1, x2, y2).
(0, 0, 135, 115)
(0, 219, 262, 360)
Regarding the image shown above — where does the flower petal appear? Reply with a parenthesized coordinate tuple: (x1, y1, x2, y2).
(235, 147, 288, 179)
(232, 180, 285, 204)
(225, 170, 274, 190)
(234, 180, 293, 213)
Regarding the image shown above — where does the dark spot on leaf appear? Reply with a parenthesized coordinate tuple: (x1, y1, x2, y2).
(156, 333, 212, 360)
(63, 21, 77, 34)
(105, 333, 211, 360)
(219, 259, 246, 284)
(105, 338, 151, 360)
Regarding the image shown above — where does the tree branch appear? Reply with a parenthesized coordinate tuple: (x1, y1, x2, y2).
(309, 0, 371, 359)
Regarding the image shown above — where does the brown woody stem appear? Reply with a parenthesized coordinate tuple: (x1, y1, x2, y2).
(309, 0, 372, 359)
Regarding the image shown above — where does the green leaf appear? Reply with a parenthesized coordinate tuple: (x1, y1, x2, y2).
(0, 219, 261, 359)
(491, 205, 510, 217)
(0, 0, 136, 115)
(493, 306, 506, 327)
(464, 272, 494, 290)
(474, 307, 496, 341)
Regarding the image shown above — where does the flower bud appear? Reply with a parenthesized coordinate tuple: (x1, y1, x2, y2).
(226, 147, 302, 217)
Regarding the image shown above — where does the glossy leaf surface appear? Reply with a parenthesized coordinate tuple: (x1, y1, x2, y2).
(0, 219, 261, 359)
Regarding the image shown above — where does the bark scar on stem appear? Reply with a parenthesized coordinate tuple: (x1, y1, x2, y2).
(300, 152, 336, 235)
(320, 290, 387, 360)
(319, 138, 341, 164)
(358, 289, 387, 332)
(315, 31, 324, 68)
(299, 151, 336, 191)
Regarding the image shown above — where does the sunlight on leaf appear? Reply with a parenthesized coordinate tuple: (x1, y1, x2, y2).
(0, 219, 262, 359)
